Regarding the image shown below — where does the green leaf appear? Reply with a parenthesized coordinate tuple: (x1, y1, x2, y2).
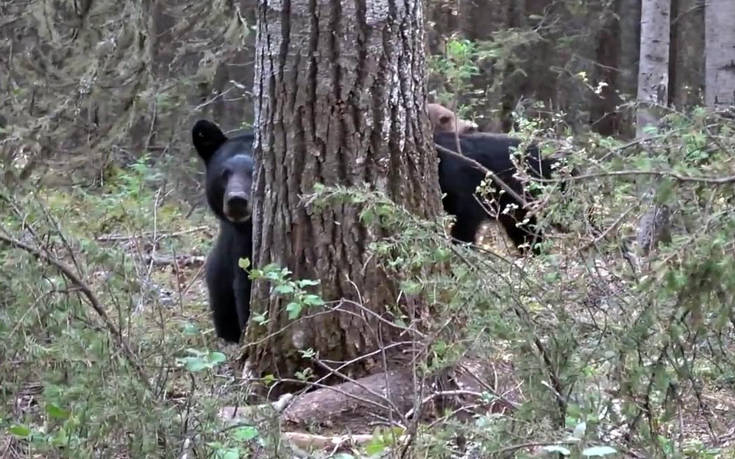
(582, 446, 617, 456)
(184, 359, 207, 372)
(46, 403, 71, 420)
(299, 348, 316, 359)
(252, 313, 268, 325)
(400, 280, 422, 295)
(642, 125, 659, 135)
(209, 352, 226, 365)
(296, 279, 320, 287)
(542, 445, 571, 455)
(286, 302, 302, 319)
(215, 447, 241, 459)
(572, 421, 587, 439)
(182, 322, 200, 335)
(654, 178, 675, 205)
(273, 284, 296, 295)
(9, 424, 31, 438)
(303, 294, 324, 306)
(51, 428, 70, 447)
(238, 258, 251, 270)
(177, 350, 226, 372)
(231, 426, 259, 442)
(364, 436, 388, 455)
(185, 348, 205, 357)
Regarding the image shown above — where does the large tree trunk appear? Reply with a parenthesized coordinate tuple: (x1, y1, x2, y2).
(246, 0, 442, 382)
(705, 0, 735, 108)
(636, 0, 672, 255)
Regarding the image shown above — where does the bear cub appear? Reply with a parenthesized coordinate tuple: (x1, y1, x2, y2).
(192, 119, 255, 343)
(428, 103, 478, 134)
(435, 132, 560, 253)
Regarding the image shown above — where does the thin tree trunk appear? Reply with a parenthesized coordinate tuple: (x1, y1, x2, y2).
(618, 0, 641, 137)
(636, 0, 672, 255)
(591, 6, 622, 135)
(247, 0, 442, 382)
(636, 0, 670, 135)
(705, 0, 735, 108)
(670, 0, 704, 108)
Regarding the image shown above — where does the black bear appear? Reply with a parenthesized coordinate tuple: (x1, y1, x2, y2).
(435, 132, 560, 253)
(192, 119, 255, 342)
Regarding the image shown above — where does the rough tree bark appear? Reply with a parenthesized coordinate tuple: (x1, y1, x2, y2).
(636, 0, 672, 254)
(705, 0, 735, 109)
(246, 0, 443, 381)
(670, 0, 704, 108)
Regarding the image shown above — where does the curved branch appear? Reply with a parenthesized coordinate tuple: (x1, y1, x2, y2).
(0, 232, 152, 392)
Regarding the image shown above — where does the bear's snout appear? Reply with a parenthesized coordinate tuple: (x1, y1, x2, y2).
(224, 191, 251, 223)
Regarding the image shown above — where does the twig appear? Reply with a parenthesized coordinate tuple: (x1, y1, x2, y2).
(143, 253, 206, 267)
(457, 361, 521, 411)
(282, 431, 407, 450)
(490, 440, 577, 456)
(311, 358, 409, 426)
(252, 377, 394, 415)
(0, 232, 152, 392)
(576, 206, 635, 253)
(96, 226, 209, 242)
(403, 390, 485, 419)
(563, 169, 735, 185)
(181, 261, 206, 297)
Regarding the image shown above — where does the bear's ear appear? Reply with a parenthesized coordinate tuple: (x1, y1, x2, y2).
(192, 119, 228, 162)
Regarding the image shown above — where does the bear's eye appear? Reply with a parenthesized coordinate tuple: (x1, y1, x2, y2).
(440, 115, 452, 125)
(221, 168, 232, 181)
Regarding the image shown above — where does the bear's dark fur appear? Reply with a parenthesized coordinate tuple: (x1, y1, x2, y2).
(192, 120, 255, 342)
(435, 132, 559, 253)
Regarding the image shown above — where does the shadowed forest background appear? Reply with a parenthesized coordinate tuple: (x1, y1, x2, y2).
(2, 0, 735, 457)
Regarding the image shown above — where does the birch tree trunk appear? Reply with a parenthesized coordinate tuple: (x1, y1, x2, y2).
(636, 0, 671, 254)
(636, 0, 670, 135)
(246, 0, 442, 381)
(705, 0, 735, 108)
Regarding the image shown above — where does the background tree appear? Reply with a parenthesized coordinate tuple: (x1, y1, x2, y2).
(635, 0, 672, 254)
(244, 0, 443, 380)
(636, 0, 671, 134)
(705, 0, 735, 109)
(671, 0, 704, 108)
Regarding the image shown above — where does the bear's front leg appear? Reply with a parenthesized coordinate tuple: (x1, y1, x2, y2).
(233, 267, 252, 334)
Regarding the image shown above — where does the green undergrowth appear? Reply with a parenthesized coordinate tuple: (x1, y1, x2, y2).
(3, 107, 735, 458)
(0, 158, 265, 458)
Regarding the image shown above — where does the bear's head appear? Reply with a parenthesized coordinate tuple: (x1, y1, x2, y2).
(428, 103, 479, 134)
(192, 120, 255, 226)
